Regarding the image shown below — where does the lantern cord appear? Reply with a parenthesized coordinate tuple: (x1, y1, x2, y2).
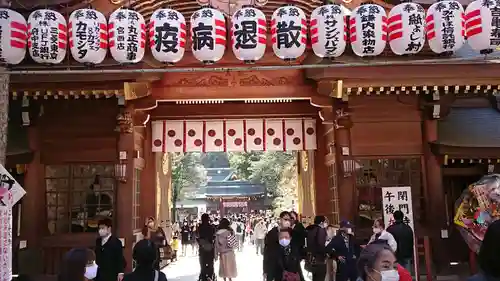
(3, 55, 500, 75)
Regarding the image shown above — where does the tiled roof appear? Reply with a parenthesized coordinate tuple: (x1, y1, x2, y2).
(437, 107, 500, 148)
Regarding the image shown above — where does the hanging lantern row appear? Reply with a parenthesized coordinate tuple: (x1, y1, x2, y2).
(0, 1, 498, 66)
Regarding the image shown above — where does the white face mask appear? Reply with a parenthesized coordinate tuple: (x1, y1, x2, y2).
(373, 227, 382, 234)
(380, 269, 400, 281)
(98, 228, 109, 237)
(84, 262, 98, 280)
(279, 238, 291, 247)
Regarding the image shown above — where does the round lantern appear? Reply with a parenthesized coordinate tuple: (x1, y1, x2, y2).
(465, 0, 500, 54)
(190, 7, 226, 64)
(108, 9, 146, 64)
(28, 9, 67, 64)
(0, 8, 27, 65)
(350, 4, 387, 57)
(231, 6, 266, 63)
(68, 9, 107, 64)
(271, 5, 307, 61)
(388, 3, 425, 55)
(426, 1, 465, 54)
(310, 4, 346, 58)
(150, 8, 186, 64)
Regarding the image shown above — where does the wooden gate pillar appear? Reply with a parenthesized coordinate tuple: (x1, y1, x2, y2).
(116, 104, 134, 272)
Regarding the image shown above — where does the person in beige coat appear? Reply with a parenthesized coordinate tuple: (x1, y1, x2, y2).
(215, 218, 238, 281)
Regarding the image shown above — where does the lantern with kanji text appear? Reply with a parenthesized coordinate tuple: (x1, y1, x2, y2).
(68, 8, 107, 64)
(191, 7, 226, 64)
(231, 6, 266, 63)
(28, 9, 67, 64)
(0, 8, 27, 65)
(350, 4, 387, 57)
(271, 5, 307, 61)
(108, 9, 146, 64)
(150, 8, 186, 64)
(310, 4, 346, 58)
(465, 0, 500, 54)
(388, 3, 425, 55)
(426, 0, 465, 54)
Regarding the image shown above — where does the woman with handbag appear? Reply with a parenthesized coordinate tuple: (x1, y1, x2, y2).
(266, 228, 302, 281)
(214, 218, 238, 281)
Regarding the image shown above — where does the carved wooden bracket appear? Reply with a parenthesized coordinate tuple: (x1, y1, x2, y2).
(317, 80, 344, 99)
(333, 100, 353, 129)
(124, 82, 152, 101)
(419, 93, 454, 120)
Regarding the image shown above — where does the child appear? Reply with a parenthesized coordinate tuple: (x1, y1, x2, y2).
(171, 234, 179, 262)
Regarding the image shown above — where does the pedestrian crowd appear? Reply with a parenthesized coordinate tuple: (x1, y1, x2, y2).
(52, 210, 500, 281)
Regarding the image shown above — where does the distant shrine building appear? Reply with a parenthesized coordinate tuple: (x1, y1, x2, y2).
(176, 168, 268, 220)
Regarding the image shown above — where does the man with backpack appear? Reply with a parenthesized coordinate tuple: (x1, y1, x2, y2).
(305, 215, 328, 281)
(233, 218, 245, 251)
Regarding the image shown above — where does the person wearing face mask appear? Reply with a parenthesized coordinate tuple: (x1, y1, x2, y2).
(327, 221, 360, 281)
(265, 228, 302, 281)
(264, 211, 294, 281)
(369, 219, 397, 253)
(58, 248, 97, 281)
(95, 219, 126, 281)
(356, 243, 400, 281)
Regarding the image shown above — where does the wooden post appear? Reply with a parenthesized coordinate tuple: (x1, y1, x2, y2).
(0, 72, 11, 281)
(116, 104, 134, 272)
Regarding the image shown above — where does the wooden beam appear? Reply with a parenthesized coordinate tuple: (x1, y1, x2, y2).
(10, 81, 125, 92)
(306, 64, 500, 87)
(148, 101, 318, 119)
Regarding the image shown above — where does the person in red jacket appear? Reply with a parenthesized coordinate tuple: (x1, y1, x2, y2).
(397, 264, 412, 281)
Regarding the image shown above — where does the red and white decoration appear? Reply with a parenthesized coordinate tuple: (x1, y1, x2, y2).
(465, 0, 500, 53)
(310, 4, 347, 58)
(149, 8, 186, 64)
(388, 3, 426, 55)
(350, 4, 387, 57)
(191, 8, 226, 64)
(27, 9, 67, 64)
(271, 5, 307, 60)
(68, 9, 107, 64)
(231, 7, 267, 63)
(108, 9, 146, 64)
(426, 1, 465, 54)
(0, 9, 27, 65)
(152, 118, 317, 153)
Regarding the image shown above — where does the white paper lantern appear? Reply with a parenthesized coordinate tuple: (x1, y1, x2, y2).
(426, 1, 465, 54)
(271, 5, 307, 60)
(108, 9, 146, 64)
(68, 9, 107, 64)
(28, 9, 67, 64)
(0, 9, 27, 65)
(310, 4, 346, 58)
(388, 3, 425, 55)
(231, 7, 266, 63)
(465, 0, 500, 53)
(350, 4, 387, 57)
(150, 8, 186, 64)
(190, 8, 226, 64)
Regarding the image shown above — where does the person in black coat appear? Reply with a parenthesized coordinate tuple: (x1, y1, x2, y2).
(95, 218, 126, 281)
(306, 216, 328, 281)
(290, 211, 306, 252)
(386, 210, 414, 271)
(122, 239, 168, 281)
(266, 228, 302, 281)
(326, 221, 360, 281)
(197, 213, 216, 281)
(264, 211, 292, 280)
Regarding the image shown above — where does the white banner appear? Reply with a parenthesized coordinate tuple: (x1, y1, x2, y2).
(222, 201, 247, 208)
(381, 186, 414, 230)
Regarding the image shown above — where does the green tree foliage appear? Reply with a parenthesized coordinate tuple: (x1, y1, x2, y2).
(272, 160, 298, 213)
(171, 152, 207, 219)
(228, 152, 296, 197)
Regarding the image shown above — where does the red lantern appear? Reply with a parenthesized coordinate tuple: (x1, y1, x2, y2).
(350, 4, 387, 57)
(191, 8, 226, 64)
(28, 9, 67, 64)
(149, 8, 186, 64)
(231, 6, 266, 63)
(310, 4, 347, 58)
(271, 5, 307, 61)
(68, 9, 107, 64)
(465, 0, 500, 53)
(0, 8, 27, 65)
(109, 9, 146, 64)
